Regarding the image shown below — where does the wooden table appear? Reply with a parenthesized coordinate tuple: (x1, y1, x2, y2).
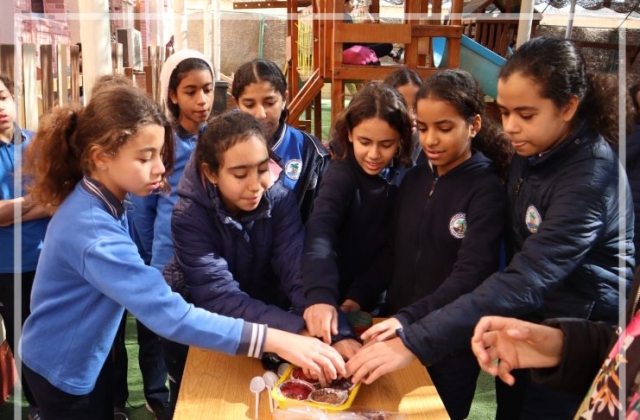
(175, 346, 449, 419)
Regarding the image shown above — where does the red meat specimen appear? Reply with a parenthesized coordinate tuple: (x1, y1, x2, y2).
(290, 367, 317, 383)
(279, 380, 314, 400)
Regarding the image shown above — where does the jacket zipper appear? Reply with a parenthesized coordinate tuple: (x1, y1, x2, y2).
(514, 178, 523, 195)
(514, 162, 529, 196)
(414, 172, 437, 293)
(428, 176, 438, 197)
(298, 156, 317, 207)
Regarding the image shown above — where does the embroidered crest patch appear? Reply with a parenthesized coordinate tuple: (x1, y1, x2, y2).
(449, 213, 467, 239)
(284, 159, 302, 181)
(525, 205, 541, 233)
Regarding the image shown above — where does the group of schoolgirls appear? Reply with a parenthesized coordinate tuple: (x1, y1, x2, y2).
(345, 37, 635, 420)
(14, 52, 342, 420)
(8, 35, 638, 420)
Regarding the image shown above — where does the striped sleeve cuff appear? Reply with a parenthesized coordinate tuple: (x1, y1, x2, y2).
(237, 322, 267, 359)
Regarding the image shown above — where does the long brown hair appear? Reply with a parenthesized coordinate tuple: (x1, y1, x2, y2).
(25, 83, 175, 207)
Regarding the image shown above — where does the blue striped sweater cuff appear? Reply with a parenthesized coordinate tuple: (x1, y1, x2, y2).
(238, 322, 267, 358)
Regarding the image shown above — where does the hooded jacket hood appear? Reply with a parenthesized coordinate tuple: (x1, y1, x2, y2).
(159, 49, 214, 111)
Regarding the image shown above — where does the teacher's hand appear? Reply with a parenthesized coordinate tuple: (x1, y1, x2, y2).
(304, 303, 339, 345)
(346, 337, 416, 384)
(265, 328, 346, 387)
(471, 316, 564, 386)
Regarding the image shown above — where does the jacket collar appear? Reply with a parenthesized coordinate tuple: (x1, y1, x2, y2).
(81, 176, 125, 219)
(0, 123, 22, 147)
(270, 120, 287, 151)
(176, 123, 205, 140)
(527, 121, 593, 166)
(347, 148, 405, 184)
(430, 149, 491, 178)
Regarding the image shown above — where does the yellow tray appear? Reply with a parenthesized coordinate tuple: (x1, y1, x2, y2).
(271, 365, 362, 411)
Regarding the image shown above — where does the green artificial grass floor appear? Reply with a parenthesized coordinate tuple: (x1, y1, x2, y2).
(470, 371, 499, 419)
(1, 313, 497, 419)
(0, 314, 155, 420)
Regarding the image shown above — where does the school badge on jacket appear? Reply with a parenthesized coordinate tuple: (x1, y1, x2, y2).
(285, 159, 302, 181)
(449, 213, 467, 239)
(526, 205, 541, 233)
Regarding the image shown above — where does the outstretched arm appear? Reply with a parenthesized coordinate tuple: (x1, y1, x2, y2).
(171, 198, 305, 333)
(394, 179, 623, 367)
(303, 162, 355, 342)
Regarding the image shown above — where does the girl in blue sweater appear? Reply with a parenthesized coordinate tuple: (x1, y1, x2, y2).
(303, 82, 414, 345)
(352, 70, 512, 420)
(118, 49, 214, 416)
(19, 82, 344, 419)
(131, 48, 213, 275)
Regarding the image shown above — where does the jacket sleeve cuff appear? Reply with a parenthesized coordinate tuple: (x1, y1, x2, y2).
(531, 318, 613, 396)
(396, 327, 422, 362)
(331, 310, 359, 343)
(393, 313, 413, 328)
(344, 288, 368, 310)
(305, 288, 339, 307)
(236, 322, 267, 359)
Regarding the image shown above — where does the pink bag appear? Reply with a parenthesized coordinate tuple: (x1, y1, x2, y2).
(343, 45, 379, 65)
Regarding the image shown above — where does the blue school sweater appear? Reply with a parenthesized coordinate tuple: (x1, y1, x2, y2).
(130, 125, 199, 271)
(20, 178, 265, 395)
(0, 125, 49, 272)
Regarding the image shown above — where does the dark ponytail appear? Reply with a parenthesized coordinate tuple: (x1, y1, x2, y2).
(473, 127, 513, 183)
(581, 72, 624, 144)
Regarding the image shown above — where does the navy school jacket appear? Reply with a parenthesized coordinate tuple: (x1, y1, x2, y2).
(163, 154, 307, 333)
(303, 155, 407, 311)
(396, 123, 635, 366)
(388, 151, 506, 319)
(164, 154, 355, 340)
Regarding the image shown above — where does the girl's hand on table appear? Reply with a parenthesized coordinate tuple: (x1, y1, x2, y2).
(303, 303, 338, 344)
(332, 338, 362, 361)
(360, 317, 402, 345)
(265, 328, 346, 387)
(346, 337, 416, 384)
